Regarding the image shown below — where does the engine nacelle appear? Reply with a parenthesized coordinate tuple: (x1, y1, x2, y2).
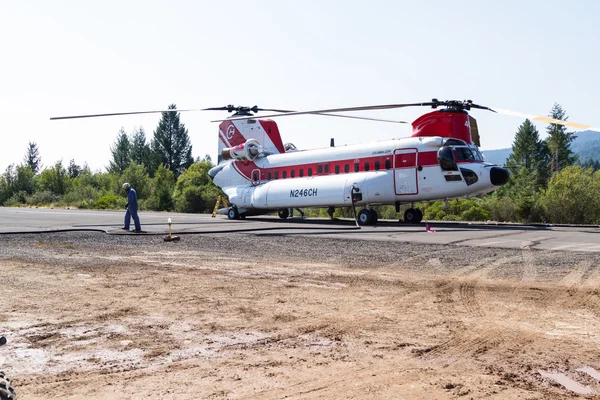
(221, 139, 263, 161)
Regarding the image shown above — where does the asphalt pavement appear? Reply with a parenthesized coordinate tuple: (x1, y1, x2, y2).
(0, 207, 599, 252)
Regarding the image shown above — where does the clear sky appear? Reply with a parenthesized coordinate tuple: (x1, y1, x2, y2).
(1, 0, 599, 172)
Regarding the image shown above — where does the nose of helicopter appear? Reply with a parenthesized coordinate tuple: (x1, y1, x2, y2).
(490, 166, 510, 186)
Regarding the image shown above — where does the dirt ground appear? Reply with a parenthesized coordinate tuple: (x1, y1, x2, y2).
(1, 231, 600, 399)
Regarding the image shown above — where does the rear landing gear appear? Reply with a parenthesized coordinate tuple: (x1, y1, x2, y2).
(278, 208, 289, 219)
(404, 208, 423, 224)
(357, 208, 378, 226)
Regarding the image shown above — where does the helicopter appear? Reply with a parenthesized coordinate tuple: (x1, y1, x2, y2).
(51, 99, 598, 226)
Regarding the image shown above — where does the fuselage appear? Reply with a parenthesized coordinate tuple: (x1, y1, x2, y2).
(211, 135, 508, 213)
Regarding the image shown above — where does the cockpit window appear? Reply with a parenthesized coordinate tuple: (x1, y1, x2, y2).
(455, 147, 475, 161)
(455, 146, 484, 161)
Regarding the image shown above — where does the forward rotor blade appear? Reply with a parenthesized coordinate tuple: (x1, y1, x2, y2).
(213, 112, 407, 124)
(50, 108, 208, 120)
(212, 102, 434, 122)
(493, 108, 600, 132)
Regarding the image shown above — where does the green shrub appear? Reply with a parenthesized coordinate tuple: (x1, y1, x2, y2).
(94, 195, 124, 210)
(26, 190, 60, 206)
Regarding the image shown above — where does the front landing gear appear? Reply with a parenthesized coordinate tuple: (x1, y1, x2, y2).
(227, 207, 240, 220)
(404, 208, 423, 224)
(357, 208, 378, 226)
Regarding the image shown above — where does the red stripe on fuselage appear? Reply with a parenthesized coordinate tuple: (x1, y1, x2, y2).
(232, 150, 455, 181)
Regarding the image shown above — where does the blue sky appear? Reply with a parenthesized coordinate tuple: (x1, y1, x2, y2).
(1, 0, 599, 172)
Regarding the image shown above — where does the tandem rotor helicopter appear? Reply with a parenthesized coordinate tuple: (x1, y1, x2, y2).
(51, 99, 599, 225)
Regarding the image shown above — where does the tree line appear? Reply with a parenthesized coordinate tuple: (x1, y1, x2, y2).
(1, 103, 598, 224)
(0, 105, 222, 213)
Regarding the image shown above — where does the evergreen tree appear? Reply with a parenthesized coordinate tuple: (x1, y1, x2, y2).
(506, 119, 543, 169)
(130, 127, 152, 167)
(506, 119, 549, 188)
(151, 104, 193, 178)
(108, 128, 131, 174)
(68, 159, 81, 179)
(545, 103, 577, 173)
(23, 141, 42, 174)
(580, 158, 600, 172)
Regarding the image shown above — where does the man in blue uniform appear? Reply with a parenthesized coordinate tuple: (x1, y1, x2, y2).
(122, 182, 142, 232)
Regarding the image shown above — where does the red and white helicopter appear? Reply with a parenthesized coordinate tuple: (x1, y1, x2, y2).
(209, 100, 507, 225)
(52, 99, 596, 225)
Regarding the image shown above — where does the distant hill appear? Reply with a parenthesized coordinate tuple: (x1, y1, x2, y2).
(482, 130, 600, 166)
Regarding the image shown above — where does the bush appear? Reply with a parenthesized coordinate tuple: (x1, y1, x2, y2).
(482, 196, 517, 222)
(26, 190, 60, 206)
(61, 185, 102, 208)
(94, 195, 124, 210)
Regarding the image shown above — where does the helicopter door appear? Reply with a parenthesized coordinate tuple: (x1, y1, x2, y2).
(393, 148, 418, 195)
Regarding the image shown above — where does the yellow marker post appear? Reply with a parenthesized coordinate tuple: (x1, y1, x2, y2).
(163, 217, 180, 242)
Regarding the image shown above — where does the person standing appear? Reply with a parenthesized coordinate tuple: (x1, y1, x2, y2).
(122, 183, 142, 232)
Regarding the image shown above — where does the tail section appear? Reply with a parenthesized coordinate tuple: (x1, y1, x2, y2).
(218, 119, 285, 164)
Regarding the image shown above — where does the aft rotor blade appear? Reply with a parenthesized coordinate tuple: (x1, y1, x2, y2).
(212, 102, 434, 122)
(493, 108, 600, 132)
(50, 108, 208, 120)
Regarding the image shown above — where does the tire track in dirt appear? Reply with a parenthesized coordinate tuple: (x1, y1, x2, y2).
(424, 255, 529, 366)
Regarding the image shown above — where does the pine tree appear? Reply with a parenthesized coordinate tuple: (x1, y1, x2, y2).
(23, 141, 42, 174)
(151, 104, 193, 177)
(68, 159, 81, 179)
(130, 127, 152, 167)
(506, 119, 543, 169)
(506, 119, 549, 188)
(108, 128, 131, 174)
(545, 103, 577, 173)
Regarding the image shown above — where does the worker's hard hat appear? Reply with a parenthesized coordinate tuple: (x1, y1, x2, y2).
(122, 182, 131, 190)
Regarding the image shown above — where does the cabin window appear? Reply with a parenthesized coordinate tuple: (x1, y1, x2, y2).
(335, 165, 340, 174)
(299, 169, 304, 177)
(266, 172, 271, 180)
(344, 164, 350, 173)
(324, 164, 330, 174)
(253, 171, 259, 181)
(438, 147, 458, 171)
(354, 163, 359, 172)
(317, 164, 323, 174)
(282, 171, 287, 179)
(308, 167, 312, 176)
(291, 170, 296, 178)
(274, 171, 279, 179)
(385, 159, 391, 169)
(364, 162, 370, 172)
(374, 161, 380, 170)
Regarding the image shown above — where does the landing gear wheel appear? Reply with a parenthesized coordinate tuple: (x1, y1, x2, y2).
(358, 209, 375, 226)
(415, 209, 423, 223)
(227, 207, 239, 220)
(0, 372, 17, 400)
(368, 209, 378, 224)
(278, 208, 289, 219)
(404, 208, 421, 224)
